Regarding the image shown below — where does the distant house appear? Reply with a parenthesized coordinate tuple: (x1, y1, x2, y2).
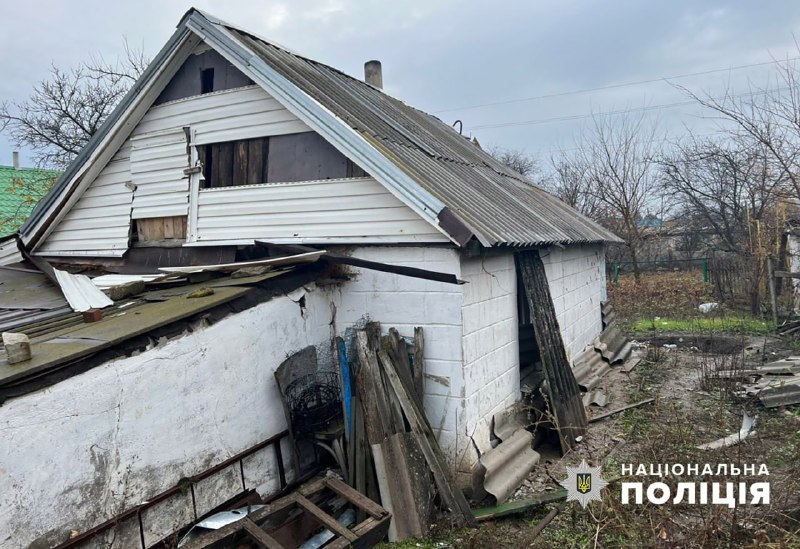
(0, 155, 59, 236)
(0, 9, 621, 547)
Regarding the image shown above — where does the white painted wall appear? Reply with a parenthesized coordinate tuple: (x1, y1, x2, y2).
(325, 246, 466, 464)
(459, 254, 520, 472)
(0, 243, 608, 546)
(0, 286, 334, 549)
(195, 177, 448, 244)
(541, 243, 606, 359)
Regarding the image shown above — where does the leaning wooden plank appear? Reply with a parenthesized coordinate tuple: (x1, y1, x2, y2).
(377, 349, 476, 527)
(371, 443, 399, 542)
(355, 331, 395, 443)
(294, 493, 359, 542)
(516, 251, 587, 452)
(413, 327, 425, 403)
(240, 518, 285, 549)
(380, 432, 434, 539)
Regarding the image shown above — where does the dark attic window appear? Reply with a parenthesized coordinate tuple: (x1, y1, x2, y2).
(200, 68, 215, 94)
(198, 132, 368, 189)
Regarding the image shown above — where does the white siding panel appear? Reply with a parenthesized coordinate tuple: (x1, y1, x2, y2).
(38, 145, 133, 257)
(130, 130, 189, 219)
(196, 177, 447, 244)
(39, 85, 310, 256)
(134, 86, 310, 144)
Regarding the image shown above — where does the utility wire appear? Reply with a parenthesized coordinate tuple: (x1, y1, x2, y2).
(468, 86, 791, 131)
(433, 56, 800, 114)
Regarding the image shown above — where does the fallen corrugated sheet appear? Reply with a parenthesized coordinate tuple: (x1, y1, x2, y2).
(601, 301, 616, 329)
(158, 250, 324, 274)
(53, 268, 113, 312)
(572, 346, 611, 391)
(593, 301, 632, 365)
(472, 409, 540, 504)
(758, 383, 800, 408)
(582, 388, 609, 408)
(594, 325, 633, 365)
(472, 429, 539, 504)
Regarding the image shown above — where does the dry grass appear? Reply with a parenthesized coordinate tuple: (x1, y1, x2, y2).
(608, 272, 715, 320)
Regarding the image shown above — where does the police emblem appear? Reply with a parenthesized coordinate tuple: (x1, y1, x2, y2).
(560, 459, 608, 509)
(577, 473, 591, 494)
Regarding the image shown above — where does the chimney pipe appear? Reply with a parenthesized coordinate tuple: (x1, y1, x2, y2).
(12, 151, 19, 170)
(364, 60, 383, 89)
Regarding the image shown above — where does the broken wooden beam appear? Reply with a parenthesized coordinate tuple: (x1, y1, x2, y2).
(588, 398, 656, 423)
(472, 489, 567, 521)
(255, 241, 466, 284)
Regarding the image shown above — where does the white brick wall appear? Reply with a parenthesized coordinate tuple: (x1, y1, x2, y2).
(459, 254, 520, 472)
(327, 246, 466, 462)
(541, 243, 606, 359)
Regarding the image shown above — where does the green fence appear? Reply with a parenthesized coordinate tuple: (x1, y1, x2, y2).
(611, 258, 709, 284)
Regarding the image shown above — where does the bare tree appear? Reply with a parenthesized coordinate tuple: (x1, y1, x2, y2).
(567, 112, 661, 281)
(0, 40, 149, 168)
(488, 146, 540, 179)
(547, 153, 602, 219)
(660, 136, 789, 311)
(679, 56, 800, 201)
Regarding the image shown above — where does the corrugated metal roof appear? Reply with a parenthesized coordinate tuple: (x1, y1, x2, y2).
(221, 28, 619, 246)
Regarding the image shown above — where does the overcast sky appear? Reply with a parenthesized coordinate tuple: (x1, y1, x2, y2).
(2, 0, 800, 168)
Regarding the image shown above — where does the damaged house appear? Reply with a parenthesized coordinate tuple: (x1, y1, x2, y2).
(0, 8, 620, 548)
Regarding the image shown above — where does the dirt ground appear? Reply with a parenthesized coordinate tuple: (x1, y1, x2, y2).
(415, 333, 800, 549)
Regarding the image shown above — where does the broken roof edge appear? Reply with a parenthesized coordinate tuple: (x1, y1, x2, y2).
(0, 263, 325, 402)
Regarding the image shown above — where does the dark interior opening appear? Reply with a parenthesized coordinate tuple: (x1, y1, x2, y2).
(200, 68, 215, 94)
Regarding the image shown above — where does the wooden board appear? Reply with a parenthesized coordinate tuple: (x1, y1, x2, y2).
(376, 349, 476, 527)
(136, 216, 188, 242)
(516, 251, 586, 452)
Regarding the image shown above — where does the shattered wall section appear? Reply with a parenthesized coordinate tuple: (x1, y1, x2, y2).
(0, 285, 334, 549)
(540, 243, 606, 360)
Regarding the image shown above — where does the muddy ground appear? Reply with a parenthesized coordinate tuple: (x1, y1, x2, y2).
(418, 333, 800, 549)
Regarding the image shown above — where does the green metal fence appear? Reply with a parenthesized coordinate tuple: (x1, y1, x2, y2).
(611, 257, 709, 284)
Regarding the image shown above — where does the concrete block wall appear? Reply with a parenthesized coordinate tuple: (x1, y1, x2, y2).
(540, 243, 606, 359)
(459, 254, 520, 473)
(326, 246, 466, 463)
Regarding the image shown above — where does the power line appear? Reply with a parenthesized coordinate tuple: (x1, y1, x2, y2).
(433, 56, 800, 114)
(467, 86, 790, 131)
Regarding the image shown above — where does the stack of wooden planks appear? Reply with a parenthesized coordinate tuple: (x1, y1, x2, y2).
(346, 322, 476, 541)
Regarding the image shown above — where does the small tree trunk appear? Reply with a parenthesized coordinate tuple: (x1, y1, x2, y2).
(629, 244, 642, 283)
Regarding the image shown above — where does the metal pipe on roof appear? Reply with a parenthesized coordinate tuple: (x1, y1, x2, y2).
(12, 151, 19, 170)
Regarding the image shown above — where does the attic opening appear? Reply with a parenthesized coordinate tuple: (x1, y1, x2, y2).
(198, 131, 366, 189)
(200, 68, 214, 94)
